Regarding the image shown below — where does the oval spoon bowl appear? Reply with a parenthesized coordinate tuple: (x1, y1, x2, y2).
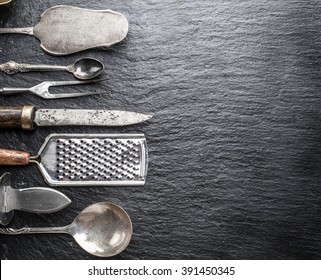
(69, 202, 133, 257)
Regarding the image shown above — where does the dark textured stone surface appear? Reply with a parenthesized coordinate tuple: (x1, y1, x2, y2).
(1, 0, 321, 259)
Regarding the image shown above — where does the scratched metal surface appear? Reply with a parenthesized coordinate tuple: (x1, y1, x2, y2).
(1, 0, 321, 259)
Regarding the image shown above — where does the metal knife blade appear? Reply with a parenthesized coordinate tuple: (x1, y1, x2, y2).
(35, 109, 153, 127)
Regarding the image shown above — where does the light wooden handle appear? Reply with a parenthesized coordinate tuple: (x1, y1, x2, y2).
(0, 149, 30, 165)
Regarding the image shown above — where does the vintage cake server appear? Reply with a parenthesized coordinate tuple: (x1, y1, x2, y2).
(0, 5, 128, 55)
(0, 201, 132, 257)
(0, 134, 148, 186)
(0, 79, 104, 99)
(0, 106, 152, 130)
(0, 172, 71, 226)
(0, 58, 105, 80)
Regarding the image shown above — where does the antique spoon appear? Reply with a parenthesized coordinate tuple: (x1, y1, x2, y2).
(0, 58, 105, 80)
(0, 201, 132, 257)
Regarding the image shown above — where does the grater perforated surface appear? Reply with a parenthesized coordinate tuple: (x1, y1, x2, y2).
(55, 138, 141, 181)
(34, 134, 148, 186)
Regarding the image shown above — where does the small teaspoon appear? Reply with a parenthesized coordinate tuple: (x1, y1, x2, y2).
(0, 57, 105, 80)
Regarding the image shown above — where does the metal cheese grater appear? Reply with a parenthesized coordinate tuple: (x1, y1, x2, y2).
(0, 134, 148, 186)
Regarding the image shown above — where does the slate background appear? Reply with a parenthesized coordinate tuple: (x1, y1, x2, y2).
(1, 0, 321, 260)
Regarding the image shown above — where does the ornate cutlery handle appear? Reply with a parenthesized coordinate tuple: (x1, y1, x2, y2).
(0, 228, 31, 235)
(0, 226, 68, 235)
(0, 61, 28, 74)
(0, 61, 67, 74)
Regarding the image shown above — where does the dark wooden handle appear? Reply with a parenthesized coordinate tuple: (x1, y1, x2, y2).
(0, 106, 36, 130)
(0, 149, 30, 165)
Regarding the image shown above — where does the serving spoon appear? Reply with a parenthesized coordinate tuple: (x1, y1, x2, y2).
(0, 201, 132, 257)
(0, 57, 105, 80)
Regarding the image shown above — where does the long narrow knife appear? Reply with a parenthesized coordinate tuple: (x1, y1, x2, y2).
(0, 106, 152, 130)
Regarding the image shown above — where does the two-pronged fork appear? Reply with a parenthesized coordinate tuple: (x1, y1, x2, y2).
(0, 79, 105, 99)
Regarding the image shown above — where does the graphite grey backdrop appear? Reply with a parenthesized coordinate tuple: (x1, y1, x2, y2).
(0, 0, 321, 259)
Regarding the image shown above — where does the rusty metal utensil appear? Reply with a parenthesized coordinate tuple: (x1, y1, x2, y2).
(0, 134, 148, 187)
(0, 106, 153, 130)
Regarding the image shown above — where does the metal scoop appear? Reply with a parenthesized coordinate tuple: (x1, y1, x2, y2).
(0, 79, 104, 99)
(0, 172, 71, 226)
(0, 133, 148, 186)
(0, 201, 132, 257)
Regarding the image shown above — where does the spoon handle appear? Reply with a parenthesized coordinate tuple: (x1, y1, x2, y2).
(0, 27, 34, 35)
(0, 60, 67, 75)
(0, 226, 68, 235)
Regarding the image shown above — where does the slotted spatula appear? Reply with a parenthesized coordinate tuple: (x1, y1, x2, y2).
(0, 134, 148, 186)
(0, 5, 128, 55)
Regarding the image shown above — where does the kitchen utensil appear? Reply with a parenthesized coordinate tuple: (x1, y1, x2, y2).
(0, 58, 105, 80)
(0, 134, 148, 186)
(0, 5, 128, 56)
(0, 106, 153, 130)
(0, 172, 71, 226)
(0, 0, 12, 5)
(0, 201, 132, 257)
(0, 78, 104, 99)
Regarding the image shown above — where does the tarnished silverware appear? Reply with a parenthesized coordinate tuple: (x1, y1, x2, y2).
(0, 79, 105, 99)
(0, 106, 152, 130)
(0, 172, 71, 226)
(0, 133, 148, 187)
(0, 58, 105, 80)
(0, 201, 132, 257)
(0, 5, 128, 56)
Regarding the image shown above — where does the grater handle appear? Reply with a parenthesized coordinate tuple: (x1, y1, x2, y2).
(0, 149, 30, 165)
(0, 106, 36, 130)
